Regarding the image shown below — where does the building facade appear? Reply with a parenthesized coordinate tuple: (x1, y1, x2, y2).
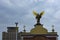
(2, 24, 58, 40)
(2, 11, 58, 40)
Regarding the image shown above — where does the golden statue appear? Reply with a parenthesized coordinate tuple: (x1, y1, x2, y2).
(33, 11, 44, 25)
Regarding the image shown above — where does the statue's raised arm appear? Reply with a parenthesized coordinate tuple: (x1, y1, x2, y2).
(33, 11, 44, 25)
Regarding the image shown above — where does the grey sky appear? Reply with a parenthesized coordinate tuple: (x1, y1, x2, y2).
(0, 0, 60, 40)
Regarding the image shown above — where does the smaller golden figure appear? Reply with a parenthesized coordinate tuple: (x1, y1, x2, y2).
(33, 11, 44, 25)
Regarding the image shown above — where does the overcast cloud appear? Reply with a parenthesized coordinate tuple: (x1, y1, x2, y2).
(0, 0, 60, 40)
